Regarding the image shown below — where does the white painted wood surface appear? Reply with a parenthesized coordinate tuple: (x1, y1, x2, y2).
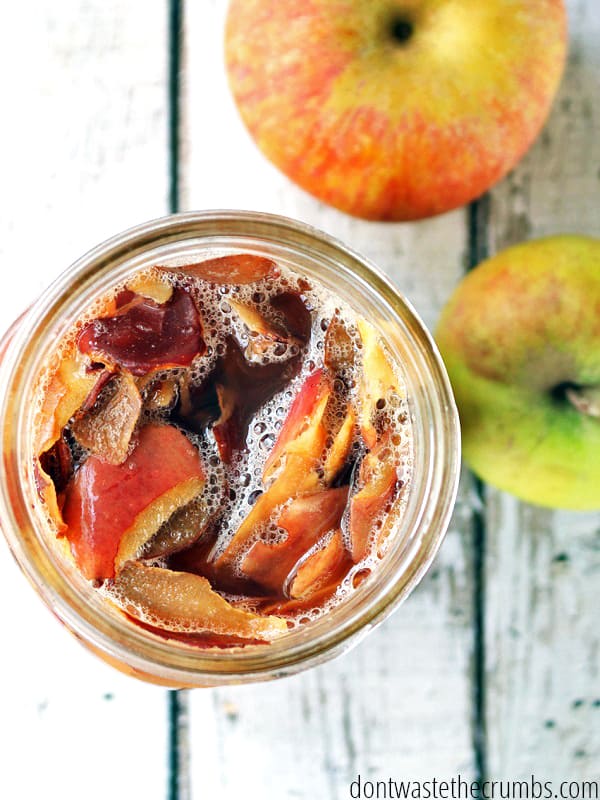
(484, 0, 600, 780)
(0, 4, 170, 798)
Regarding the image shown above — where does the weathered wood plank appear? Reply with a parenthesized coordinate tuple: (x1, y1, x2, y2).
(183, 3, 475, 796)
(0, 1, 169, 334)
(484, 0, 600, 780)
(0, 3, 170, 798)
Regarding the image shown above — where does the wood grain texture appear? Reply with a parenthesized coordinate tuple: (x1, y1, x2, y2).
(483, 0, 600, 780)
(183, 3, 476, 797)
(0, 1, 169, 336)
(0, 3, 170, 798)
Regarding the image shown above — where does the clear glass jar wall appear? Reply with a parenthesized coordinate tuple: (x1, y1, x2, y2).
(0, 211, 460, 687)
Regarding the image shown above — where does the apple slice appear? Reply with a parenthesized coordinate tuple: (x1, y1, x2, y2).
(348, 433, 399, 562)
(126, 272, 173, 304)
(229, 291, 311, 361)
(161, 254, 277, 285)
(324, 312, 356, 378)
(142, 496, 215, 560)
(36, 351, 106, 455)
(34, 435, 73, 534)
(34, 463, 68, 534)
(258, 582, 341, 617)
(78, 288, 205, 376)
(288, 530, 351, 600)
(229, 299, 290, 343)
(263, 369, 331, 481)
(108, 562, 287, 640)
(138, 376, 178, 413)
(62, 423, 205, 580)
(229, 298, 300, 360)
(357, 319, 401, 449)
(71, 372, 142, 465)
(213, 372, 332, 572)
(214, 392, 332, 575)
(131, 618, 269, 649)
(38, 435, 73, 494)
(323, 403, 356, 483)
(241, 487, 349, 594)
(214, 447, 325, 575)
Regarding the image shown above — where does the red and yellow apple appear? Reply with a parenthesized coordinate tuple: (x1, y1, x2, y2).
(436, 236, 600, 510)
(225, 0, 566, 221)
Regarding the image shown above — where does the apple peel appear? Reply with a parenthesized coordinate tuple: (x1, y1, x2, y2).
(323, 404, 356, 484)
(357, 319, 401, 449)
(229, 298, 300, 359)
(115, 475, 205, 571)
(161, 254, 277, 285)
(263, 369, 331, 481)
(63, 424, 206, 580)
(109, 562, 287, 640)
(36, 351, 105, 455)
(241, 487, 349, 594)
(289, 530, 350, 600)
(348, 433, 399, 562)
(142, 496, 215, 560)
(78, 288, 205, 376)
(71, 371, 142, 465)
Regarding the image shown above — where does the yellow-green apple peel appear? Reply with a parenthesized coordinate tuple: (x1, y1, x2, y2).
(436, 236, 600, 510)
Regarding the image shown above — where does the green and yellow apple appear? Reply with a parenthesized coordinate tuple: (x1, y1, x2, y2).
(436, 236, 600, 510)
(225, 0, 566, 221)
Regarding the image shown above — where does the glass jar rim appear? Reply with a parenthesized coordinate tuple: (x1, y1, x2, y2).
(0, 210, 460, 686)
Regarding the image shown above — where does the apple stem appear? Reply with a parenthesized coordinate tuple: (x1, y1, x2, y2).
(388, 17, 414, 45)
(566, 385, 600, 418)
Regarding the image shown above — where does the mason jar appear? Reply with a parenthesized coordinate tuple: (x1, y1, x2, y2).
(0, 211, 460, 687)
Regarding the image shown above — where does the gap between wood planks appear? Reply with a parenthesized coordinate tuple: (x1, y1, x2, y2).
(468, 197, 491, 786)
(168, 2, 190, 800)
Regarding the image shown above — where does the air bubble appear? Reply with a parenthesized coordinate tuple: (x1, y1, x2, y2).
(352, 569, 371, 589)
(259, 433, 275, 451)
(248, 490, 263, 506)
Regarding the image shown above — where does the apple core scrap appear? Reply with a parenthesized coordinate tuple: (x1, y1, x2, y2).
(32, 254, 413, 648)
